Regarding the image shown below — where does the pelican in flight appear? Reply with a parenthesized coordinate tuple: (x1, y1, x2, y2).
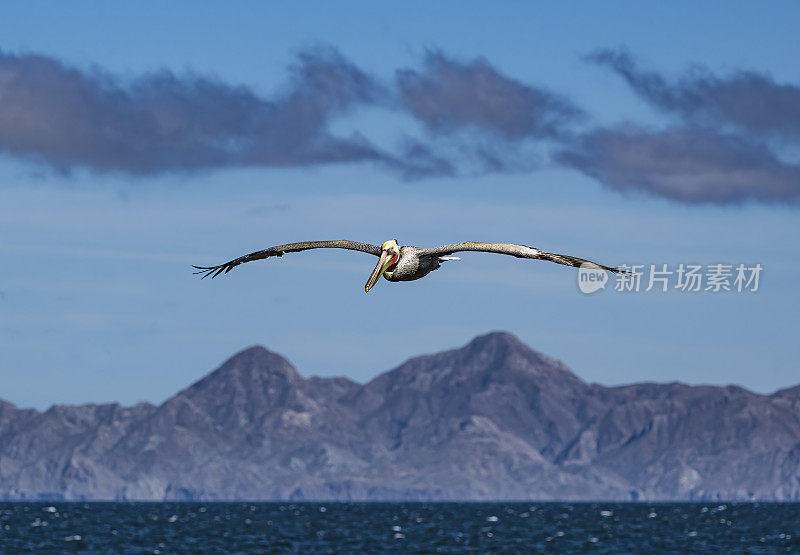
(193, 239, 626, 292)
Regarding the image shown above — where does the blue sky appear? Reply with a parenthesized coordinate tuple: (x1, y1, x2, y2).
(1, 1, 799, 409)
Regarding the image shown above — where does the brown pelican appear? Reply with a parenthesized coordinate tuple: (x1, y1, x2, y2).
(193, 239, 626, 292)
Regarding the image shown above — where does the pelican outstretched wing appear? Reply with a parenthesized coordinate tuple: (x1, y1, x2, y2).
(193, 240, 381, 279)
(418, 242, 628, 274)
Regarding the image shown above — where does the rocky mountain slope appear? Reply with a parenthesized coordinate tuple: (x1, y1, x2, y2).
(1, 332, 798, 501)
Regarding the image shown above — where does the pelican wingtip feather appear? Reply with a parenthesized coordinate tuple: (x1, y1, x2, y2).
(192, 264, 233, 279)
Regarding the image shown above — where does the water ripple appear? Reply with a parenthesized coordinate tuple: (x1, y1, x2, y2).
(0, 502, 798, 552)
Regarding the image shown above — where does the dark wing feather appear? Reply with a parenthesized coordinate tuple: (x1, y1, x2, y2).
(418, 241, 628, 274)
(193, 240, 381, 279)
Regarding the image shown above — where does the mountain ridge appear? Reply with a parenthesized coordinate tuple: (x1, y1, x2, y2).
(1, 331, 798, 501)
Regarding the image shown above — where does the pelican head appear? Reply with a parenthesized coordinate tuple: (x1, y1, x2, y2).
(365, 239, 400, 293)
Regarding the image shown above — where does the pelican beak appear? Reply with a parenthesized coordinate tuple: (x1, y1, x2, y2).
(365, 250, 394, 293)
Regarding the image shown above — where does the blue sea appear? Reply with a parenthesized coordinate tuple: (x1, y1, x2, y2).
(0, 502, 798, 552)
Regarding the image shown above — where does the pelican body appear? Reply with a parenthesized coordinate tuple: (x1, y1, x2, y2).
(194, 238, 626, 292)
(386, 246, 442, 281)
(365, 242, 447, 289)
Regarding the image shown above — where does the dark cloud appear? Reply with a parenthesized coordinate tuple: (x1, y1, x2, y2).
(384, 140, 457, 180)
(0, 46, 384, 174)
(383, 138, 537, 179)
(397, 51, 582, 140)
(4, 44, 800, 205)
(572, 49, 800, 205)
(0, 46, 556, 179)
(556, 125, 800, 204)
(588, 48, 800, 141)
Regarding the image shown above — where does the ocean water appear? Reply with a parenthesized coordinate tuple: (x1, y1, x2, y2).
(0, 502, 798, 553)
